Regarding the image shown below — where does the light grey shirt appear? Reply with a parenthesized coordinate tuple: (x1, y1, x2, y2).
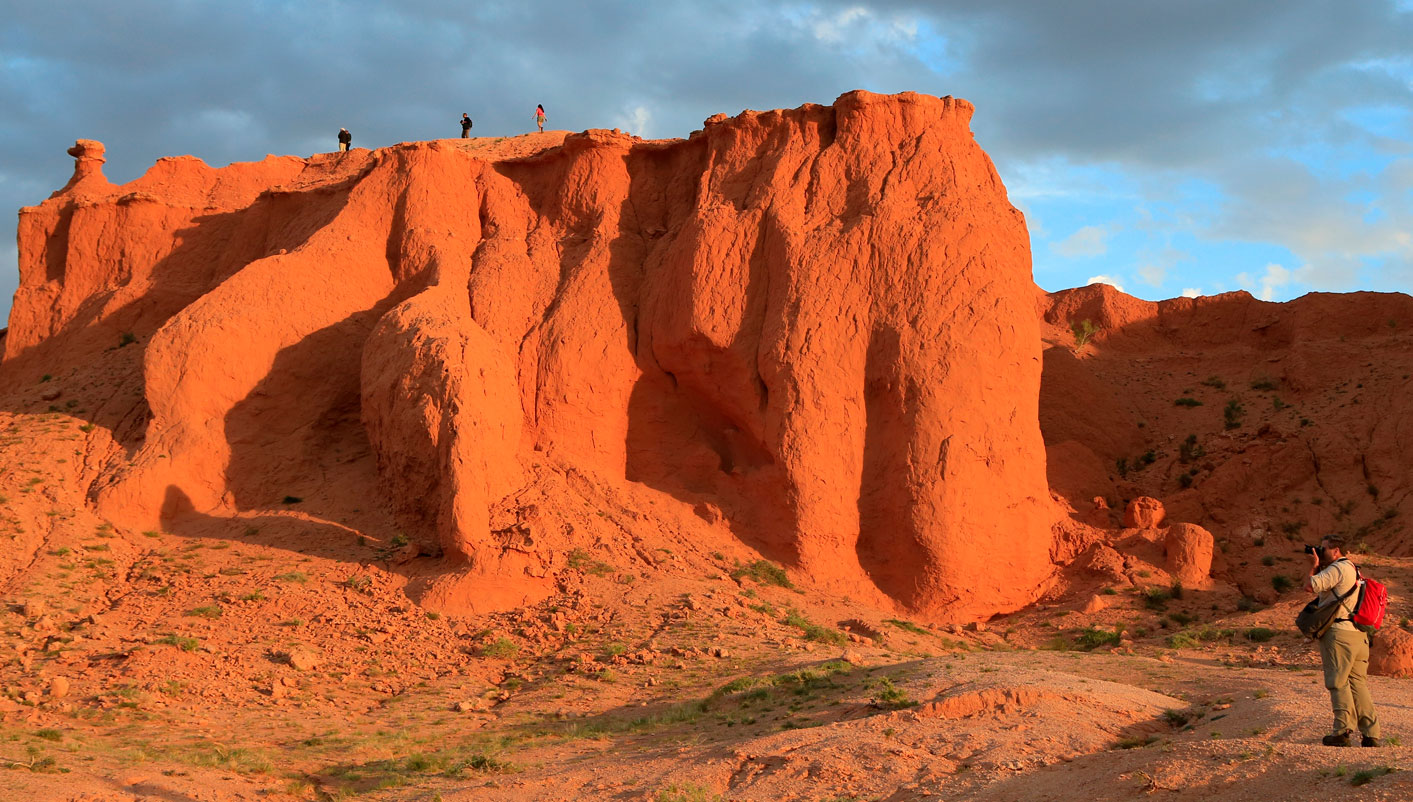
(1310, 559, 1358, 632)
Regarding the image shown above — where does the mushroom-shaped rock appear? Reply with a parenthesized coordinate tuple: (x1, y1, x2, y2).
(1163, 522, 1214, 588)
(1370, 627, 1413, 677)
(1124, 496, 1166, 529)
(59, 139, 110, 194)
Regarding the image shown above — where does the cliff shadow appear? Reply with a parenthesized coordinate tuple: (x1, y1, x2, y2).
(611, 148, 801, 566)
(221, 308, 387, 513)
(156, 484, 419, 588)
(855, 326, 931, 608)
(0, 172, 363, 455)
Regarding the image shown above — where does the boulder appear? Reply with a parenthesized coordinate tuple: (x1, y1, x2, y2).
(1124, 497, 1166, 529)
(1371, 627, 1413, 678)
(1163, 522, 1215, 589)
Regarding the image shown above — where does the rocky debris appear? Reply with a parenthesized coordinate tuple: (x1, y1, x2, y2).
(48, 676, 70, 698)
(1081, 594, 1108, 614)
(692, 502, 724, 525)
(276, 648, 321, 672)
(389, 543, 420, 565)
(1371, 626, 1413, 677)
(1124, 497, 1166, 530)
(1163, 522, 1215, 588)
(454, 698, 490, 713)
(1074, 544, 1127, 583)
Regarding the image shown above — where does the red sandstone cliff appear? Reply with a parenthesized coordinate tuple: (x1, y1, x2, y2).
(3, 91, 1061, 623)
(1040, 284, 1413, 599)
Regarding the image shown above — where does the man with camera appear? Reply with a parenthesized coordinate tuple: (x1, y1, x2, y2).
(1303, 534, 1380, 747)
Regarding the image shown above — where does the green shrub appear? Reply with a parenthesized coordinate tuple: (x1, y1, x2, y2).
(567, 548, 616, 577)
(655, 784, 723, 802)
(155, 634, 200, 652)
(480, 637, 519, 659)
(1162, 709, 1192, 727)
(730, 559, 795, 589)
(1271, 575, 1294, 593)
(872, 677, 916, 709)
(1075, 626, 1123, 650)
(1071, 319, 1099, 348)
(783, 611, 847, 646)
(1179, 434, 1205, 463)
(1201, 375, 1226, 390)
(885, 619, 930, 635)
(1350, 766, 1394, 787)
(1244, 627, 1277, 642)
(1143, 587, 1172, 610)
(1116, 734, 1159, 749)
(1224, 398, 1245, 429)
(1174, 397, 1203, 407)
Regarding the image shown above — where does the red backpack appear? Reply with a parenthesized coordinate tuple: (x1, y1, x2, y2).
(1350, 563, 1388, 632)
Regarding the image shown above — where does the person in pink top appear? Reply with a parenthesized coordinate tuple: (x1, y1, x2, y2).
(535, 104, 546, 133)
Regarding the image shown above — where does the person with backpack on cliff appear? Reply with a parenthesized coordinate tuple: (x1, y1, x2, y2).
(460, 113, 473, 138)
(337, 128, 351, 153)
(1301, 534, 1382, 746)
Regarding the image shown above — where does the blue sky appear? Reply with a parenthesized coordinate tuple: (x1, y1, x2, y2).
(2, 1, 1411, 326)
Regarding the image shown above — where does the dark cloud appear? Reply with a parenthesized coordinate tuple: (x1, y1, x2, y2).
(3, 1, 1411, 323)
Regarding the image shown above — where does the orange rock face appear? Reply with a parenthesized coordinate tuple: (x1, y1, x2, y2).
(1124, 497, 1166, 530)
(1040, 283, 1413, 602)
(1370, 627, 1413, 677)
(1162, 522, 1214, 589)
(4, 91, 1060, 622)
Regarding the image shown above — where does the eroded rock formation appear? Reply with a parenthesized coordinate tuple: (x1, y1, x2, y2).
(4, 91, 1061, 622)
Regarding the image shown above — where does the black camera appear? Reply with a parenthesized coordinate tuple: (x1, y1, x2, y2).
(1304, 544, 1322, 555)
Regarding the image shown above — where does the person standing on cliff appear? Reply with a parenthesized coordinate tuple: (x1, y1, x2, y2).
(460, 113, 473, 138)
(1303, 534, 1381, 747)
(535, 104, 546, 133)
(337, 128, 351, 153)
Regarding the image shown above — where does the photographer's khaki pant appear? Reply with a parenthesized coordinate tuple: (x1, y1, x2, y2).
(1320, 627, 1380, 738)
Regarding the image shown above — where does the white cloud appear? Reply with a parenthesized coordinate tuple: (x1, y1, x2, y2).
(613, 105, 653, 137)
(1052, 225, 1108, 258)
(1136, 264, 1165, 287)
(811, 6, 871, 43)
(1180, 287, 1202, 298)
(1237, 262, 1306, 301)
(1085, 275, 1125, 293)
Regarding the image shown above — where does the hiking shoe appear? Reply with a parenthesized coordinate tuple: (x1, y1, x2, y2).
(1323, 731, 1353, 747)
(1362, 735, 1381, 748)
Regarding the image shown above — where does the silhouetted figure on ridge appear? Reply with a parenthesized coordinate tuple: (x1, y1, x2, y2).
(535, 104, 546, 133)
(337, 128, 351, 153)
(460, 113, 473, 138)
